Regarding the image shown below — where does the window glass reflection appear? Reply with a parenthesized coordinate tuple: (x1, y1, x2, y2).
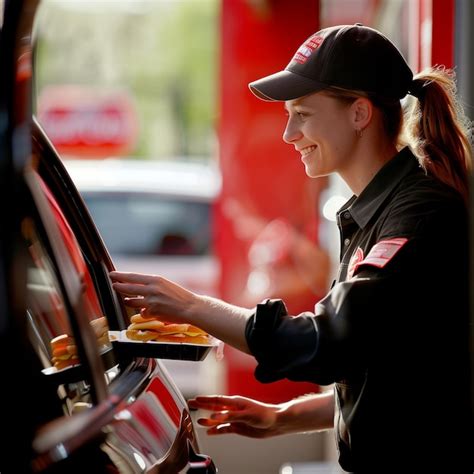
(22, 216, 76, 371)
(39, 175, 111, 354)
(24, 174, 112, 374)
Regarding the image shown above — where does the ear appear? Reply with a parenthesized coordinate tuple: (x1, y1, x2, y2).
(350, 97, 373, 132)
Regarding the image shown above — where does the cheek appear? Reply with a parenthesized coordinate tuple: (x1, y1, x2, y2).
(328, 122, 354, 151)
(318, 130, 354, 170)
(331, 140, 353, 166)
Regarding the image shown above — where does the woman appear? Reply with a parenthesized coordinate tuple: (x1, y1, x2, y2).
(111, 24, 472, 472)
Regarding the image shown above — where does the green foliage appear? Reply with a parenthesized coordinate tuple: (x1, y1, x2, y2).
(34, 0, 218, 161)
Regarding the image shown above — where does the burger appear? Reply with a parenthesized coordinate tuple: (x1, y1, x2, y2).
(49, 317, 111, 370)
(50, 334, 79, 370)
(126, 314, 210, 345)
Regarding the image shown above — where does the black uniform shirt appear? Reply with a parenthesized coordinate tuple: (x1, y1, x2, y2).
(245, 147, 472, 472)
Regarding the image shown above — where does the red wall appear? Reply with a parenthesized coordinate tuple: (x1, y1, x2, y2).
(216, 0, 326, 403)
(412, 0, 455, 71)
(431, 0, 454, 68)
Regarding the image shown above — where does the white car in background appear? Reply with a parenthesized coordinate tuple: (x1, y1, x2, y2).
(64, 158, 221, 296)
(64, 158, 223, 396)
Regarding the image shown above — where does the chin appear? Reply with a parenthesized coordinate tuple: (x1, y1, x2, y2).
(304, 164, 321, 178)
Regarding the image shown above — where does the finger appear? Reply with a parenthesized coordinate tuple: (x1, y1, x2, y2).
(112, 282, 154, 296)
(140, 308, 153, 318)
(138, 308, 161, 319)
(196, 418, 221, 427)
(188, 396, 241, 411)
(136, 309, 168, 320)
(209, 410, 255, 425)
(123, 297, 147, 308)
(196, 411, 250, 427)
(110, 271, 158, 284)
(206, 423, 234, 436)
(205, 422, 266, 438)
(189, 397, 227, 409)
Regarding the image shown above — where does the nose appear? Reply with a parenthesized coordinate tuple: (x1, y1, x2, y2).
(283, 116, 303, 144)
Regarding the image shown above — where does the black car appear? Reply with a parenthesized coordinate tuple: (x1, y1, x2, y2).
(0, 1, 217, 472)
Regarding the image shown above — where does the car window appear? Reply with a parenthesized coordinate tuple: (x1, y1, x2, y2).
(82, 192, 211, 256)
(23, 215, 76, 367)
(24, 169, 113, 404)
(40, 178, 105, 324)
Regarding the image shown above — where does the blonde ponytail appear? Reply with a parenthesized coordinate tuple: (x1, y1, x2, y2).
(403, 67, 473, 205)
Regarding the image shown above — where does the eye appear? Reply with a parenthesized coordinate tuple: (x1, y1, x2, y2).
(295, 110, 308, 119)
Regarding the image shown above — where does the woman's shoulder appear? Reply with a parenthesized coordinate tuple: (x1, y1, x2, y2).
(381, 170, 467, 238)
(395, 168, 465, 211)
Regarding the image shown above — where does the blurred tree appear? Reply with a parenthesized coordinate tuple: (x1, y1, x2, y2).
(34, 0, 218, 161)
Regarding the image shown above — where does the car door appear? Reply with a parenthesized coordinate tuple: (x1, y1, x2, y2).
(32, 118, 215, 473)
(0, 1, 216, 472)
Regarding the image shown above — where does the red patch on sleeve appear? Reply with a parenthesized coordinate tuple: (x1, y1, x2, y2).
(354, 237, 408, 272)
(347, 247, 364, 279)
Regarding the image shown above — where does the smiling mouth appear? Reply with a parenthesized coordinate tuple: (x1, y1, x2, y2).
(300, 145, 317, 157)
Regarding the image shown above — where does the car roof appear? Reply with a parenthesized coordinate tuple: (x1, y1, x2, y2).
(63, 158, 221, 200)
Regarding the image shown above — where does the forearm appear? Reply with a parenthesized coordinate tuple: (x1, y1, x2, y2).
(110, 271, 254, 353)
(187, 294, 254, 353)
(274, 390, 334, 435)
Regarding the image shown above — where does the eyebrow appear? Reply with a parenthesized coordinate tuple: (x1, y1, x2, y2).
(283, 99, 303, 111)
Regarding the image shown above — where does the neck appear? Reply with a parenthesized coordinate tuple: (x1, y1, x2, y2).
(339, 128, 398, 196)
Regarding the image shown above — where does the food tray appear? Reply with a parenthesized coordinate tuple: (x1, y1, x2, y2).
(109, 330, 219, 361)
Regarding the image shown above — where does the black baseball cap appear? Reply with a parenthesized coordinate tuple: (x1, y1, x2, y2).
(249, 24, 413, 102)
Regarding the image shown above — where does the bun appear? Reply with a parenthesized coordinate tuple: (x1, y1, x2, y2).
(126, 329, 210, 345)
(51, 334, 75, 347)
(52, 357, 79, 371)
(90, 316, 109, 341)
(128, 320, 166, 331)
(125, 329, 160, 342)
(130, 314, 156, 324)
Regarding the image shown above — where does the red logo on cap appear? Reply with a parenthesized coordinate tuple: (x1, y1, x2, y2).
(293, 35, 324, 64)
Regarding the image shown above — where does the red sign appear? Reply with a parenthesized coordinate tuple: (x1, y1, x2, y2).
(37, 85, 138, 158)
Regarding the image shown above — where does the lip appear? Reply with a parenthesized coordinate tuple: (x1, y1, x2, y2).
(299, 145, 317, 158)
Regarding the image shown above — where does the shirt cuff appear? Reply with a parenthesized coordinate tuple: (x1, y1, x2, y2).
(245, 298, 320, 384)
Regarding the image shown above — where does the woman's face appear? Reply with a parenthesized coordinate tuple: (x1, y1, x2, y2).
(283, 91, 356, 178)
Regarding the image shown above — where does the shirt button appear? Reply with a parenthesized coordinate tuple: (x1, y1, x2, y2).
(343, 211, 351, 219)
(344, 238, 351, 246)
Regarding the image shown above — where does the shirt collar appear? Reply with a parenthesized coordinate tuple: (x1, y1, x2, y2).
(337, 147, 421, 229)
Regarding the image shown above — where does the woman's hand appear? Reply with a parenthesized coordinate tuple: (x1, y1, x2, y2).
(110, 271, 253, 353)
(189, 392, 335, 438)
(188, 395, 284, 439)
(110, 271, 197, 323)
